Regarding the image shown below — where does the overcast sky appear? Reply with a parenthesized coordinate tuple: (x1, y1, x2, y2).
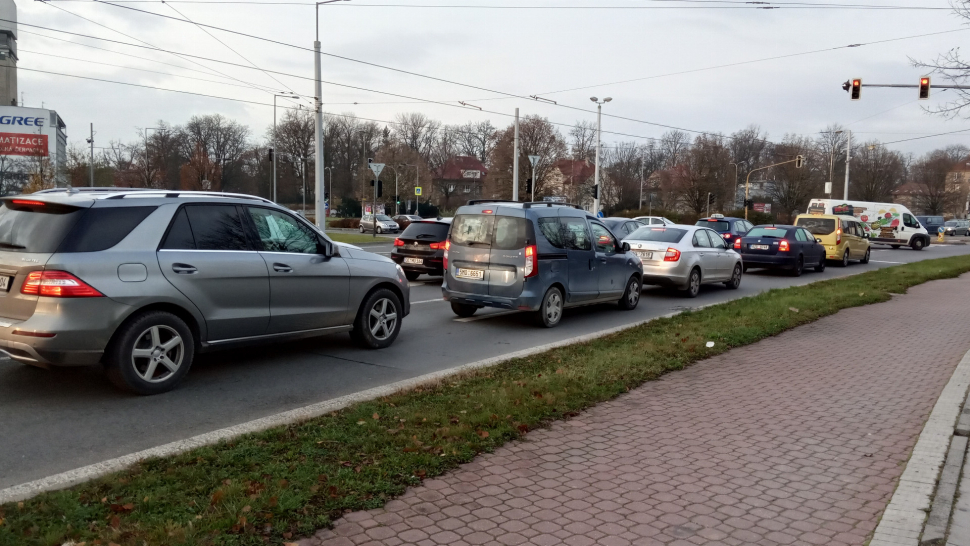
(18, 0, 970, 157)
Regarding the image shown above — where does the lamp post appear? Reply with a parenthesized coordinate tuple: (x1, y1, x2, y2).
(402, 163, 418, 214)
(528, 155, 540, 202)
(313, 0, 349, 228)
(728, 162, 739, 209)
(273, 93, 299, 203)
(590, 97, 611, 216)
(639, 148, 645, 210)
(144, 127, 159, 188)
(384, 164, 400, 215)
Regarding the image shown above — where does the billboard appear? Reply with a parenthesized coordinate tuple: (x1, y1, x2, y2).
(0, 106, 59, 157)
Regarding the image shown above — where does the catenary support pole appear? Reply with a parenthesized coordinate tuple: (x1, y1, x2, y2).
(314, 5, 325, 230)
(843, 130, 851, 200)
(88, 123, 94, 187)
(513, 108, 519, 201)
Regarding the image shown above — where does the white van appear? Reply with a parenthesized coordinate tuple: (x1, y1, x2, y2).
(805, 199, 931, 251)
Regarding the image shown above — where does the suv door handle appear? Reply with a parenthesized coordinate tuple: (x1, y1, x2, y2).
(273, 263, 293, 273)
(172, 263, 197, 274)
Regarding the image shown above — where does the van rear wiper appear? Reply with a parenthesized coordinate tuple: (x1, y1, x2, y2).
(0, 242, 26, 249)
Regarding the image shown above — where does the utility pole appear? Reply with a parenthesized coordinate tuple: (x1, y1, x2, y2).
(706, 192, 711, 218)
(273, 93, 298, 203)
(843, 130, 851, 200)
(639, 149, 645, 210)
(87, 123, 94, 187)
(313, 1, 344, 231)
(528, 155, 539, 202)
(513, 108, 520, 201)
(591, 97, 612, 216)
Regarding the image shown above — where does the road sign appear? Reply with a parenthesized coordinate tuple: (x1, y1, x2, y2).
(369, 162, 385, 177)
(528, 155, 540, 167)
(414, 187, 422, 196)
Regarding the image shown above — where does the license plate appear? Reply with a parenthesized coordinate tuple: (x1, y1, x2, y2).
(404, 257, 423, 265)
(635, 251, 653, 260)
(455, 268, 484, 280)
(0, 276, 11, 291)
(750, 244, 770, 250)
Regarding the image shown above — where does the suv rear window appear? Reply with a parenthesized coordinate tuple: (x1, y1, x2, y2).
(696, 220, 730, 232)
(400, 222, 449, 241)
(58, 206, 158, 253)
(0, 200, 86, 253)
(628, 227, 687, 243)
(795, 217, 836, 235)
(451, 214, 527, 250)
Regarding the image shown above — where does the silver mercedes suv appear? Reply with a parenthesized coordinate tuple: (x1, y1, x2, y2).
(0, 188, 409, 394)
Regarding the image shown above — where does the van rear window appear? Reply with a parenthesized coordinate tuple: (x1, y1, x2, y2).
(795, 217, 836, 235)
(451, 214, 527, 250)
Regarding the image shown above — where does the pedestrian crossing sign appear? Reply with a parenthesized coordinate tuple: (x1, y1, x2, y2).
(415, 187, 422, 196)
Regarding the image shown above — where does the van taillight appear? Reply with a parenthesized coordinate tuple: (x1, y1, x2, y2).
(664, 248, 681, 262)
(22, 271, 103, 298)
(524, 245, 538, 278)
(779, 240, 791, 252)
(443, 240, 450, 270)
(836, 228, 842, 244)
(733, 239, 741, 250)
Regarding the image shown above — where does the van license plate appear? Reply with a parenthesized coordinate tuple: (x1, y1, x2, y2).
(635, 251, 653, 260)
(0, 276, 11, 291)
(455, 268, 484, 280)
(750, 244, 770, 250)
(404, 257, 423, 265)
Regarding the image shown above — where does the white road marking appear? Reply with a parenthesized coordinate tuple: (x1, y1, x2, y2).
(454, 310, 521, 322)
(870, 260, 905, 264)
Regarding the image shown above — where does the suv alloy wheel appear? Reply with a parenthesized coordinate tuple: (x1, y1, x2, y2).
(104, 311, 195, 395)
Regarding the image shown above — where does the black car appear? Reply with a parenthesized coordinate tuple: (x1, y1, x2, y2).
(736, 225, 826, 276)
(601, 217, 646, 240)
(391, 218, 453, 281)
(695, 215, 753, 248)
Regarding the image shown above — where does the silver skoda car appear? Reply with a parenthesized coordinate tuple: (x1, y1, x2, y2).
(625, 224, 742, 298)
(0, 189, 409, 394)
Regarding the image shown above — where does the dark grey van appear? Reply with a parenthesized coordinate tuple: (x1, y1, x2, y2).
(441, 202, 643, 327)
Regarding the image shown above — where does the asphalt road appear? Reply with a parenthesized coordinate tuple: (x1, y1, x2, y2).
(2, 243, 969, 489)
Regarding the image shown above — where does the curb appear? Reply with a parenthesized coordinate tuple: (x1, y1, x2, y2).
(920, 436, 968, 545)
(869, 347, 970, 546)
(0, 309, 689, 505)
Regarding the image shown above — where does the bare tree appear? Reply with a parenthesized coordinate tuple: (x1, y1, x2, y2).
(815, 124, 849, 197)
(455, 120, 499, 164)
(660, 130, 691, 169)
(519, 115, 568, 199)
(180, 114, 250, 192)
(728, 125, 770, 192)
(569, 120, 597, 162)
(671, 135, 731, 215)
(394, 112, 441, 163)
(769, 136, 824, 222)
(911, 149, 962, 214)
(852, 142, 907, 202)
(912, 2, 970, 118)
(268, 108, 315, 203)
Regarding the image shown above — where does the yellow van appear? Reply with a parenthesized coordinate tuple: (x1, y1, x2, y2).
(794, 214, 871, 266)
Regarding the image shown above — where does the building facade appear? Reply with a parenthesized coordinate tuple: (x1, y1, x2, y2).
(0, 0, 16, 107)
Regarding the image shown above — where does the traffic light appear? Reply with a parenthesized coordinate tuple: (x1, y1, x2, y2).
(267, 147, 274, 162)
(707, 192, 715, 205)
(744, 199, 754, 209)
(370, 179, 383, 197)
(592, 184, 599, 199)
(850, 79, 861, 100)
(395, 195, 401, 205)
(795, 155, 804, 168)
(919, 76, 931, 100)
(525, 178, 532, 195)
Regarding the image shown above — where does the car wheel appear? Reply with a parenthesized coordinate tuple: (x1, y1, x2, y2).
(450, 302, 479, 318)
(911, 237, 925, 251)
(351, 289, 402, 349)
(815, 256, 826, 273)
(790, 255, 804, 277)
(404, 271, 420, 282)
(359, 225, 365, 233)
(891, 245, 901, 249)
(724, 263, 742, 289)
(104, 311, 195, 395)
(683, 268, 701, 298)
(618, 276, 641, 310)
(840, 250, 849, 267)
(861, 247, 870, 264)
(376, 226, 383, 234)
(535, 286, 564, 327)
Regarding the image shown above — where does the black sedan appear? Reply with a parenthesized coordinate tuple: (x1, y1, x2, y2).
(390, 218, 452, 281)
(735, 225, 826, 277)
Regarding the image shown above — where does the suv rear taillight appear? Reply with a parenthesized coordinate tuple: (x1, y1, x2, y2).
(779, 240, 791, 252)
(22, 271, 104, 298)
(664, 248, 681, 262)
(524, 244, 538, 278)
(733, 239, 741, 250)
(443, 240, 450, 270)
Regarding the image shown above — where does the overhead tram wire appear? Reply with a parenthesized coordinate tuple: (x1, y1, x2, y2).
(42, 2, 299, 101)
(73, 2, 970, 142)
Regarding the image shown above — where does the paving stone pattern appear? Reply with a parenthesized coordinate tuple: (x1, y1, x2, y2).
(301, 276, 970, 546)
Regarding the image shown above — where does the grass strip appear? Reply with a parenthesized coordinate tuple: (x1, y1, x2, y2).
(325, 233, 393, 245)
(4, 255, 970, 546)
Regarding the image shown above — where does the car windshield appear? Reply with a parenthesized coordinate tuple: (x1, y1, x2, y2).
(628, 227, 687, 243)
(376, 215, 393, 221)
(696, 220, 730, 231)
(795, 217, 836, 235)
(746, 227, 788, 239)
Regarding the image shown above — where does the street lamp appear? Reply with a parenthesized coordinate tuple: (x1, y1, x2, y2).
(144, 127, 159, 188)
(590, 97, 611, 216)
(273, 92, 299, 203)
(528, 155, 540, 202)
(313, 0, 350, 228)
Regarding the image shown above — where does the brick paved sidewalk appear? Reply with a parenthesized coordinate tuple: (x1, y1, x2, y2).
(301, 275, 970, 546)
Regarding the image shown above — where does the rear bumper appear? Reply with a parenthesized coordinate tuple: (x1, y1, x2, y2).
(0, 297, 131, 367)
(441, 285, 543, 312)
(640, 259, 692, 289)
(391, 252, 444, 274)
(740, 254, 798, 269)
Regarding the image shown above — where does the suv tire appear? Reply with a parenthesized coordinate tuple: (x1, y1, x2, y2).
(351, 289, 403, 349)
(911, 237, 925, 251)
(725, 263, 742, 289)
(104, 311, 195, 395)
(618, 276, 641, 310)
(404, 271, 420, 282)
(450, 302, 479, 318)
(535, 286, 564, 328)
(683, 268, 701, 298)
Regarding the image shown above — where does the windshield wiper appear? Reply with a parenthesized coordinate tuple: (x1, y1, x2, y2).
(0, 242, 26, 249)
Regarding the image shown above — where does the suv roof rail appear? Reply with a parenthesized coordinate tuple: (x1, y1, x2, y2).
(34, 186, 157, 194)
(102, 190, 274, 204)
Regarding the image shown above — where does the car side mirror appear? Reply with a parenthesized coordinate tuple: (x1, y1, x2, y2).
(621, 242, 631, 253)
(864, 233, 870, 239)
(815, 238, 823, 244)
(319, 239, 335, 257)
